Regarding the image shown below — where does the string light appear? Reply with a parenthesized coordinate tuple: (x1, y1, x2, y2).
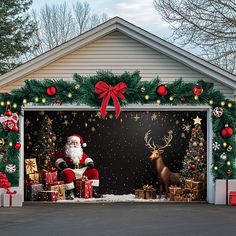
(42, 98, 46, 103)
(144, 95, 149, 100)
(223, 142, 227, 148)
(169, 96, 174, 101)
(0, 101, 5, 106)
(23, 99, 27, 104)
(9, 142, 13, 147)
(209, 100, 214, 105)
(227, 102, 232, 108)
(13, 103, 17, 108)
(6, 101, 11, 105)
(156, 99, 161, 105)
(34, 97, 39, 103)
(227, 161, 231, 166)
(68, 93, 72, 98)
(214, 166, 218, 171)
(194, 95, 198, 100)
(221, 101, 225, 106)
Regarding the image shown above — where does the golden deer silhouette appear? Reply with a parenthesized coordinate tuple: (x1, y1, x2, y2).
(144, 130, 180, 198)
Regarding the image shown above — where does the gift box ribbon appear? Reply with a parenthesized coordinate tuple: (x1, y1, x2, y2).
(6, 189, 17, 207)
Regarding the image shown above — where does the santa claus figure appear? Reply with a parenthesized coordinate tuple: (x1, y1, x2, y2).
(55, 134, 101, 199)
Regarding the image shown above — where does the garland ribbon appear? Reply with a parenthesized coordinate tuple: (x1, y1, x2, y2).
(95, 81, 127, 119)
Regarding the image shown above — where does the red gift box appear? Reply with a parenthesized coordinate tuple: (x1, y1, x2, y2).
(42, 170, 58, 185)
(75, 179, 93, 198)
(38, 191, 58, 202)
(230, 192, 236, 206)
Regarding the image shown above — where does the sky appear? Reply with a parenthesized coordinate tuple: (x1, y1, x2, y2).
(31, 0, 172, 39)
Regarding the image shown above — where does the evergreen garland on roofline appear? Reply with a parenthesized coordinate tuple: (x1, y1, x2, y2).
(0, 71, 235, 186)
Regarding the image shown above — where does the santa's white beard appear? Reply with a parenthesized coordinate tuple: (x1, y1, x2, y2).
(65, 144, 83, 165)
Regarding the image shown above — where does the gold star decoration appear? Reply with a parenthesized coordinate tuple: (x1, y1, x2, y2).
(193, 116, 202, 125)
(47, 118, 53, 126)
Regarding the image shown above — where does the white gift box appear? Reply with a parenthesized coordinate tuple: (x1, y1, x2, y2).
(2, 193, 23, 207)
(215, 179, 236, 205)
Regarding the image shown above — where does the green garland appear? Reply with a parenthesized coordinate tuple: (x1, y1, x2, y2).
(0, 71, 235, 186)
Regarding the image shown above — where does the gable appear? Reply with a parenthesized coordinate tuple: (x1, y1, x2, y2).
(0, 31, 234, 98)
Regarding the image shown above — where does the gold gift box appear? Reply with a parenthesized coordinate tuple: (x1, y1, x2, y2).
(49, 183, 65, 200)
(25, 158, 38, 175)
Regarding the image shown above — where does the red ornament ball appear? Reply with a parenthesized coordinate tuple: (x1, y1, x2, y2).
(220, 124, 233, 139)
(1, 148, 7, 154)
(3, 157, 8, 162)
(156, 85, 168, 96)
(226, 169, 232, 177)
(180, 97, 186, 102)
(4, 108, 12, 117)
(191, 164, 196, 170)
(192, 85, 203, 96)
(55, 99, 61, 105)
(46, 86, 57, 96)
(15, 142, 21, 150)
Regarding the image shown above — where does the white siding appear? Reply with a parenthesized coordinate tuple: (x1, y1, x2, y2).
(1, 31, 234, 98)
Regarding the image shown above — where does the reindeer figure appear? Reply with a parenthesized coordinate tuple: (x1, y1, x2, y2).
(144, 130, 180, 199)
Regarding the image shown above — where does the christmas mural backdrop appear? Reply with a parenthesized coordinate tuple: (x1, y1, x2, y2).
(24, 110, 207, 195)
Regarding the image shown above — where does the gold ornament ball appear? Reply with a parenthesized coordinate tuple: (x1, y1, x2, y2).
(23, 99, 27, 104)
(144, 95, 149, 100)
(227, 102, 232, 108)
(68, 93, 72, 98)
(223, 142, 227, 148)
(6, 101, 11, 105)
(194, 95, 199, 100)
(0, 101, 5, 106)
(199, 142, 204, 147)
(169, 96, 174, 101)
(42, 98, 46, 103)
(9, 142, 13, 147)
(227, 161, 231, 166)
(34, 97, 39, 103)
(156, 99, 161, 105)
(140, 87, 146, 93)
(75, 84, 81, 90)
(48, 138, 52, 143)
(214, 166, 218, 171)
(192, 142, 198, 147)
(209, 100, 214, 105)
(51, 134, 57, 141)
(13, 103, 17, 108)
(221, 101, 225, 106)
(0, 138, 4, 146)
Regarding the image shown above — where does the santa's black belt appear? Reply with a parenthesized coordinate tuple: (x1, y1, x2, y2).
(69, 164, 85, 169)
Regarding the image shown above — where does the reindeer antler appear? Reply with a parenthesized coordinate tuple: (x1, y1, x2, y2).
(157, 130, 173, 150)
(144, 130, 157, 151)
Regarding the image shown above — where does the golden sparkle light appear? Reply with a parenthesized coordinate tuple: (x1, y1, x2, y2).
(23, 99, 27, 104)
(169, 96, 174, 101)
(194, 95, 199, 100)
(13, 103, 17, 108)
(156, 99, 161, 105)
(34, 97, 39, 103)
(227, 102, 232, 108)
(223, 142, 227, 148)
(214, 166, 218, 171)
(6, 101, 11, 105)
(144, 95, 149, 100)
(227, 161, 231, 166)
(68, 93, 72, 98)
(42, 98, 46, 103)
(0, 101, 5, 106)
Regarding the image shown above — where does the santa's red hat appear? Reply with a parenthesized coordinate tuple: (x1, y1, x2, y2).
(67, 134, 87, 147)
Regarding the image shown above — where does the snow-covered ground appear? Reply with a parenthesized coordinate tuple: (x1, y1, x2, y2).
(58, 194, 170, 203)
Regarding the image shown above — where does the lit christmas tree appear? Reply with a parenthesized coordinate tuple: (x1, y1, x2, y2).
(32, 115, 57, 170)
(181, 116, 207, 182)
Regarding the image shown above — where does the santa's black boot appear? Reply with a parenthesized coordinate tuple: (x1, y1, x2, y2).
(66, 189, 75, 200)
(93, 187, 102, 198)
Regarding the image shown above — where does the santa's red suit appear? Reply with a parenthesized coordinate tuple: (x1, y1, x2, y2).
(55, 134, 99, 191)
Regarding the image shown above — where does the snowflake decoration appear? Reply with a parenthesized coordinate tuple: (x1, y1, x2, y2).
(151, 113, 157, 121)
(133, 114, 140, 121)
(5, 164, 16, 173)
(212, 142, 221, 151)
(182, 124, 191, 133)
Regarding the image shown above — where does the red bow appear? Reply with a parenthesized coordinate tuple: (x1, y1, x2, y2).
(95, 81, 127, 119)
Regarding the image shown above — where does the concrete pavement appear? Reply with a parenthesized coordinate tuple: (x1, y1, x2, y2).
(0, 203, 236, 236)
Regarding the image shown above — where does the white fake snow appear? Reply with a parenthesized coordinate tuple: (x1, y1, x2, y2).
(57, 194, 170, 203)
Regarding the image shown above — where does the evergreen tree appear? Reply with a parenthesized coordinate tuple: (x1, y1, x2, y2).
(0, 0, 37, 74)
(32, 115, 57, 170)
(181, 122, 207, 182)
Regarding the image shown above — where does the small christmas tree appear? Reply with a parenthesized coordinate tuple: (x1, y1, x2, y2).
(181, 116, 207, 182)
(32, 115, 57, 170)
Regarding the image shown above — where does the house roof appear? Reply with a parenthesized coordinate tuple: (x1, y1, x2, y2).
(0, 16, 235, 91)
